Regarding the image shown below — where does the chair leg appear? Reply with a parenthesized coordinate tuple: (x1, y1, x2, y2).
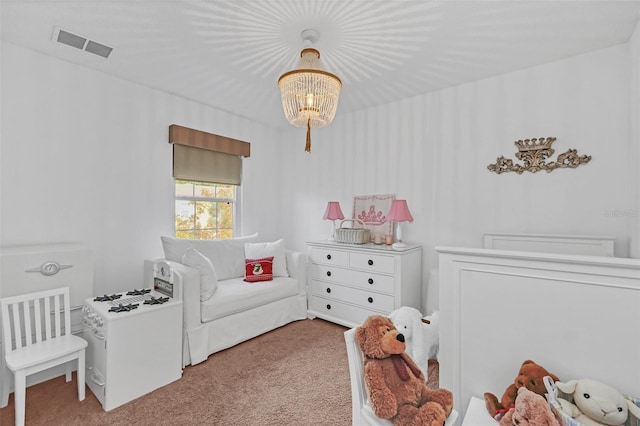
(65, 362, 72, 382)
(13, 370, 26, 426)
(77, 351, 85, 401)
(1, 368, 10, 408)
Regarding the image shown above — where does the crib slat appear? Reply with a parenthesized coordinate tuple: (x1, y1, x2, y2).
(33, 298, 42, 343)
(11, 303, 22, 349)
(44, 296, 52, 340)
(23, 300, 34, 346)
(53, 294, 61, 337)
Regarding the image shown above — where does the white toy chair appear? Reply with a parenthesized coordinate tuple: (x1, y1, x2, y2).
(1, 286, 87, 426)
(344, 327, 458, 426)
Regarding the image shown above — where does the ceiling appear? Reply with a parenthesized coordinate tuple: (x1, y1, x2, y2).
(2, 1, 639, 130)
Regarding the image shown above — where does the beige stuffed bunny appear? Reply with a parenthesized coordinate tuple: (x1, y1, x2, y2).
(555, 379, 640, 426)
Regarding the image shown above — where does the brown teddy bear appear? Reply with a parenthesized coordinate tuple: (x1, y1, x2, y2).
(499, 387, 560, 426)
(484, 360, 560, 420)
(356, 315, 454, 426)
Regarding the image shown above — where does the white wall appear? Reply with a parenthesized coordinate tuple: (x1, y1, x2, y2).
(280, 43, 636, 312)
(2, 35, 637, 303)
(0, 42, 283, 294)
(630, 20, 640, 258)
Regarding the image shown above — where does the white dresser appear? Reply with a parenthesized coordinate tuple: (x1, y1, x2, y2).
(306, 241, 422, 328)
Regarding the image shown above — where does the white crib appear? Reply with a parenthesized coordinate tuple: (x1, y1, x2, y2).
(436, 234, 640, 425)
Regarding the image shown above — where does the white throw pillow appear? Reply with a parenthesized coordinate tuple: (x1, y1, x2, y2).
(161, 233, 259, 280)
(181, 247, 217, 301)
(244, 239, 289, 277)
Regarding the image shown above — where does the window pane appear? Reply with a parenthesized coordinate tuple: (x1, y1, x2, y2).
(175, 200, 194, 231)
(195, 182, 215, 197)
(176, 230, 194, 239)
(195, 229, 216, 240)
(218, 202, 233, 228)
(175, 181, 194, 197)
(195, 201, 216, 231)
(217, 185, 235, 199)
(217, 228, 233, 239)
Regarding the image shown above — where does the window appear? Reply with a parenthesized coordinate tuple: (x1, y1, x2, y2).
(168, 124, 249, 240)
(175, 180, 236, 240)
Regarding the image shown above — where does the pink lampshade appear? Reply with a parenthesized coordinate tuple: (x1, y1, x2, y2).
(323, 201, 345, 221)
(385, 200, 413, 223)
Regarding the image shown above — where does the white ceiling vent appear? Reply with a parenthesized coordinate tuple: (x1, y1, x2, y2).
(52, 26, 113, 58)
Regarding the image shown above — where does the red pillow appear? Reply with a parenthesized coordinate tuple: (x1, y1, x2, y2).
(244, 257, 274, 282)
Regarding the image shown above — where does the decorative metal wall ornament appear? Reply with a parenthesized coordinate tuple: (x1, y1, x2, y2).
(487, 137, 591, 174)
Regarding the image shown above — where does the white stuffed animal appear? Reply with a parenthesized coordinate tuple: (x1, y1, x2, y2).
(554, 379, 640, 426)
(422, 310, 439, 361)
(388, 306, 439, 378)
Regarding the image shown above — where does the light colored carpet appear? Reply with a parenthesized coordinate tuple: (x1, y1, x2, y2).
(0, 318, 439, 425)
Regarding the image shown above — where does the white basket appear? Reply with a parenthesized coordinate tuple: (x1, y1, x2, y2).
(335, 219, 370, 244)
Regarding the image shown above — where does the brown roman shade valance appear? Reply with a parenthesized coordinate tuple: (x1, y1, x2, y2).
(169, 124, 250, 185)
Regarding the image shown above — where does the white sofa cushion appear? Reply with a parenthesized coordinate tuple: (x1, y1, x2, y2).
(244, 239, 289, 277)
(200, 276, 299, 322)
(181, 247, 217, 301)
(161, 233, 258, 280)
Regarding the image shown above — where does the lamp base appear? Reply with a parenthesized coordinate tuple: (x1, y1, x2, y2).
(392, 242, 406, 250)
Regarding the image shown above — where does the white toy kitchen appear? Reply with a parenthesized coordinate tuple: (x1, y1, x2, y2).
(82, 261, 183, 411)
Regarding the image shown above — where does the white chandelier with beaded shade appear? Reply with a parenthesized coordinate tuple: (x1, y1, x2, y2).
(278, 29, 342, 152)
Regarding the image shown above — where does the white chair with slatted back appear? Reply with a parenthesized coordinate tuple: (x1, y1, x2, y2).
(0, 286, 87, 426)
(344, 327, 458, 426)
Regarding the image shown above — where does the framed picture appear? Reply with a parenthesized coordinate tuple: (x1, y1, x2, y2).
(352, 194, 395, 241)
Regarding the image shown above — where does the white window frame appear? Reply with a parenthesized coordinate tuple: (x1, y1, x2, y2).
(174, 180, 241, 240)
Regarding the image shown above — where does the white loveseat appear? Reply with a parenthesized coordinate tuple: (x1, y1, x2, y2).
(144, 234, 307, 366)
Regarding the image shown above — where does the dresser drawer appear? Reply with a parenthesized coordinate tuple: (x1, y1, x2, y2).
(311, 265, 394, 293)
(309, 296, 385, 325)
(310, 248, 349, 267)
(311, 264, 349, 283)
(311, 281, 394, 312)
(349, 252, 395, 274)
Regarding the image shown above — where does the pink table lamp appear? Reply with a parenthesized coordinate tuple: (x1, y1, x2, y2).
(323, 201, 345, 241)
(385, 200, 413, 249)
